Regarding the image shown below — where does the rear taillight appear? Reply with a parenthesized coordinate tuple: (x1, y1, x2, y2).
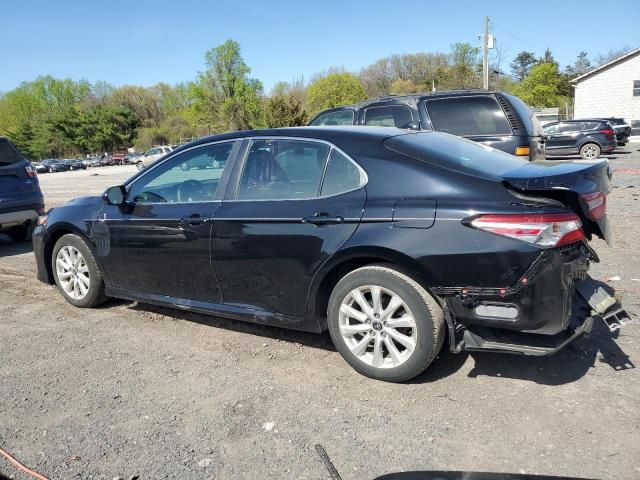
(469, 213, 585, 248)
(580, 191, 606, 220)
(599, 128, 615, 136)
(25, 165, 37, 178)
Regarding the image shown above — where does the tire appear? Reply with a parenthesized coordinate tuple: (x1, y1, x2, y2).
(327, 264, 445, 382)
(51, 234, 107, 308)
(580, 143, 601, 160)
(49, 167, 54, 173)
(136, 162, 144, 171)
(7, 222, 33, 242)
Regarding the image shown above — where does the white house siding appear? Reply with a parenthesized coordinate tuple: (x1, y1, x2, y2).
(573, 52, 640, 127)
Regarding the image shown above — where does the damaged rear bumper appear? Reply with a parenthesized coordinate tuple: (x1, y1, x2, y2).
(440, 243, 629, 356)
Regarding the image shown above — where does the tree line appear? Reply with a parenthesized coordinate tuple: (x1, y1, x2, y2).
(0, 39, 631, 160)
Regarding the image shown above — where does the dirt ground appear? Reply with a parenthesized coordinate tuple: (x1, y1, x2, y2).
(1, 150, 640, 480)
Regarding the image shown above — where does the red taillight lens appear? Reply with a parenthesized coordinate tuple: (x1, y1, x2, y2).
(599, 128, 615, 136)
(25, 165, 37, 178)
(469, 213, 585, 248)
(580, 191, 606, 220)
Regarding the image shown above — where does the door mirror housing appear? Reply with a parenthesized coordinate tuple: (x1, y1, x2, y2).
(104, 185, 127, 205)
(401, 120, 420, 131)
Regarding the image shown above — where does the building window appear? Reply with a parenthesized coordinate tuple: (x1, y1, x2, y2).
(634, 80, 640, 96)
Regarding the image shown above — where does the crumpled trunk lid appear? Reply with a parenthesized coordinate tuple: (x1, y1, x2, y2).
(501, 159, 612, 243)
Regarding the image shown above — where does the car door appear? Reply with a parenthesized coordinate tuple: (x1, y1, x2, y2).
(211, 137, 367, 317)
(547, 122, 582, 154)
(97, 140, 240, 303)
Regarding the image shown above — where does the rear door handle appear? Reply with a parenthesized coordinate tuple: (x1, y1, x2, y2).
(302, 212, 344, 225)
(179, 214, 212, 226)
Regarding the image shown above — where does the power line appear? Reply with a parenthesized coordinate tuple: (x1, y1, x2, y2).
(490, 21, 574, 65)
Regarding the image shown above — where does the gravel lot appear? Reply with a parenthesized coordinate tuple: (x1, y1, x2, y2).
(1, 150, 640, 480)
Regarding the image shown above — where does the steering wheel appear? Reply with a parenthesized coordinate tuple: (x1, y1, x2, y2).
(177, 179, 206, 203)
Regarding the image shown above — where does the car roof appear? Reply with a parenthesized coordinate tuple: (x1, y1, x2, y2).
(313, 90, 502, 113)
(186, 126, 412, 149)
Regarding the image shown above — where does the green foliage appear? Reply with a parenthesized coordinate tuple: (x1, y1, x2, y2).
(512, 63, 563, 108)
(264, 93, 307, 128)
(510, 51, 537, 80)
(193, 39, 264, 132)
(390, 79, 418, 95)
(565, 51, 591, 76)
(306, 73, 366, 115)
(450, 43, 479, 68)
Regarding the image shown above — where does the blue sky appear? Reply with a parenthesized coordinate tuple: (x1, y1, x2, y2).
(2, 0, 639, 93)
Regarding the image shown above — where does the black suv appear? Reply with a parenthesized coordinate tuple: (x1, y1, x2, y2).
(542, 119, 617, 160)
(309, 90, 545, 160)
(0, 137, 45, 242)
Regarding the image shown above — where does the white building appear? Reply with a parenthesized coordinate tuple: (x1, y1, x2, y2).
(571, 47, 640, 135)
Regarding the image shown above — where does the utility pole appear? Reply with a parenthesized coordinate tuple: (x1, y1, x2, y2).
(482, 16, 489, 90)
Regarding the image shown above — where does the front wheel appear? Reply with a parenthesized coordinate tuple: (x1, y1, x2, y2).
(327, 265, 445, 382)
(52, 234, 107, 308)
(580, 143, 601, 160)
(136, 161, 144, 171)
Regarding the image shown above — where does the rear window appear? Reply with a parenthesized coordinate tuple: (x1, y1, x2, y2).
(384, 131, 527, 180)
(364, 105, 413, 128)
(0, 139, 25, 167)
(424, 96, 512, 136)
(310, 110, 355, 126)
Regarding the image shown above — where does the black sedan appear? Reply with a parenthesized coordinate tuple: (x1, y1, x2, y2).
(32, 127, 624, 382)
(61, 158, 87, 171)
(40, 159, 68, 173)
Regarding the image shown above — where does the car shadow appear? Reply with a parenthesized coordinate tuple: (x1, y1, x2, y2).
(0, 234, 33, 257)
(464, 321, 634, 385)
(112, 300, 634, 384)
(123, 300, 336, 352)
(409, 320, 634, 386)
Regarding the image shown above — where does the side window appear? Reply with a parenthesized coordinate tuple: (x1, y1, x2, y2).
(128, 141, 237, 204)
(310, 110, 355, 126)
(238, 139, 330, 200)
(364, 105, 413, 128)
(424, 96, 512, 136)
(543, 124, 559, 134)
(321, 149, 365, 196)
(581, 121, 599, 130)
(558, 123, 579, 133)
(146, 148, 158, 156)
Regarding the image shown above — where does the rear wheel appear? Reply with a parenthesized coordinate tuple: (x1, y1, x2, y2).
(136, 161, 144, 171)
(52, 234, 107, 308)
(7, 222, 33, 242)
(327, 265, 445, 382)
(580, 143, 601, 160)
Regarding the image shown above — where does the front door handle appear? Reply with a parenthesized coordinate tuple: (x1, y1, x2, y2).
(179, 214, 212, 226)
(302, 212, 344, 225)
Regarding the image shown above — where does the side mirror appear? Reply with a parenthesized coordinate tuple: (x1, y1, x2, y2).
(103, 185, 127, 205)
(402, 121, 420, 131)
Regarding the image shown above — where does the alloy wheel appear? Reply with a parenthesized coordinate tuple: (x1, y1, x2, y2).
(582, 144, 599, 159)
(55, 245, 91, 300)
(339, 285, 417, 368)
